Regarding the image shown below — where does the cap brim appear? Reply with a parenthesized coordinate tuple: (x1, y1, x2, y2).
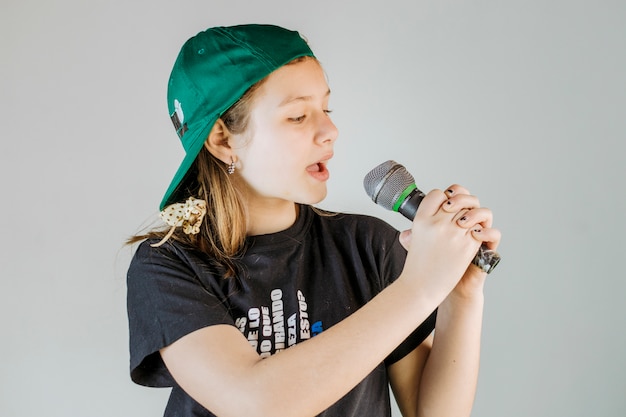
(159, 115, 218, 210)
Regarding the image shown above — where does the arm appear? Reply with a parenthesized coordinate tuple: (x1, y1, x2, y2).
(388, 333, 433, 417)
(160, 188, 493, 417)
(162, 278, 441, 417)
(417, 273, 485, 416)
(389, 270, 486, 417)
(389, 185, 500, 417)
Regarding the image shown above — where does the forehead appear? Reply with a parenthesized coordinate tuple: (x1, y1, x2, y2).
(254, 58, 329, 104)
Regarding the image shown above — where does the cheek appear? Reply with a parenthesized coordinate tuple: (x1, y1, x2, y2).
(235, 123, 311, 185)
(238, 147, 295, 190)
(241, 133, 303, 173)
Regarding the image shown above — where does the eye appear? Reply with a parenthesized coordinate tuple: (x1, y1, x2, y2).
(288, 115, 306, 123)
(324, 109, 333, 116)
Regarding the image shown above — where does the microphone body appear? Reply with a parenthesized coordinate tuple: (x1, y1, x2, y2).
(363, 160, 500, 274)
(396, 188, 424, 221)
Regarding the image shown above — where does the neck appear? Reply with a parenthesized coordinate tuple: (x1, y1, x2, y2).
(246, 199, 299, 236)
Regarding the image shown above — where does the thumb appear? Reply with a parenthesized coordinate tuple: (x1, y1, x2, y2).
(398, 229, 412, 250)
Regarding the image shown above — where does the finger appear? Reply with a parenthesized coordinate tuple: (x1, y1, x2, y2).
(441, 193, 481, 214)
(444, 184, 470, 197)
(456, 207, 493, 229)
(415, 189, 449, 217)
(470, 227, 501, 250)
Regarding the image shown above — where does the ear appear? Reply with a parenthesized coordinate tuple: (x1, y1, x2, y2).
(204, 118, 234, 164)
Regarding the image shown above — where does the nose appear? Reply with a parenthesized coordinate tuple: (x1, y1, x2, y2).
(315, 111, 339, 145)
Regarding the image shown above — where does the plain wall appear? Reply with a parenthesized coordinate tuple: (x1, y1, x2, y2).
(1, 0, 624, 416)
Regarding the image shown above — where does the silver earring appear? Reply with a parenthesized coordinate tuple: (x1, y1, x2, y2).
(227, 158, 236, 175)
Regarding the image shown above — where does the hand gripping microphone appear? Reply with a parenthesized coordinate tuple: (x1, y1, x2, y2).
(363, 160, 501, 274)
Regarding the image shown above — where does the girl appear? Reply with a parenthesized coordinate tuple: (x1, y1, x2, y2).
(127, 24, 500, 417)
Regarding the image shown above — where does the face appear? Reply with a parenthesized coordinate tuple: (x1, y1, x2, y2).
(230, 58, 338, 207)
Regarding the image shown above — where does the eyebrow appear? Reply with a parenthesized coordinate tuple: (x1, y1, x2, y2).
(278, 89, 331, 107)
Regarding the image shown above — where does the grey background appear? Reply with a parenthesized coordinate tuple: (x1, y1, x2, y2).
(1, 0, 624, 416)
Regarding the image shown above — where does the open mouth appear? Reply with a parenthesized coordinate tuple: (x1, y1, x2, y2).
(306, 161, 330, 181)
(306, 162, 326, 172)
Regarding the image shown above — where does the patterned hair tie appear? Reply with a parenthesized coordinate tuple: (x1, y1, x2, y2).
(151, 197, 207, 247)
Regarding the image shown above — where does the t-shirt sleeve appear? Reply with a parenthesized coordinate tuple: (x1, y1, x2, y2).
(126, 240, 234, 387)
(378, 223, 438, 366)
(384, 309, 437, 365)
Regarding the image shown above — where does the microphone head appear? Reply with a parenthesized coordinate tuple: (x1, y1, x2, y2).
(363, 160, 415, 211)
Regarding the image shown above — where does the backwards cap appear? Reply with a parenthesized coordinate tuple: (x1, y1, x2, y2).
(161, 24, 315, 210)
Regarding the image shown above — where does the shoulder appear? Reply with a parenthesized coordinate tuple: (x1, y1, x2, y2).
(127, 238, 219, 290)
(304, 206, 407, 289)
(129, 237, 215, 268)
(128, 239, 191, 274)
(305, 206, 404, 263)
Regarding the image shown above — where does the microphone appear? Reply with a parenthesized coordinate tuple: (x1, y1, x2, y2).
(363, 160, 500, 274)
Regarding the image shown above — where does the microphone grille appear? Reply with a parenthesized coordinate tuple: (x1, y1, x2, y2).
(363, 160, 415, 210)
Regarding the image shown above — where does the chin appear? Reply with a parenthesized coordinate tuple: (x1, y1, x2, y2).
(298, 189, 327, 205)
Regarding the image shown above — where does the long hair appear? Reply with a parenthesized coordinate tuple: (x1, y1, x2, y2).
(127, 56, 316, 277)
(127, 82, 261, 277)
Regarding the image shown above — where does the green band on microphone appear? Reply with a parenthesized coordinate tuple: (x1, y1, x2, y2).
(392, 184, 417, 212)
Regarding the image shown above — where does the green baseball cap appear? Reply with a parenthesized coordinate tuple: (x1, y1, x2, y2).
(161, 24, 315, 210)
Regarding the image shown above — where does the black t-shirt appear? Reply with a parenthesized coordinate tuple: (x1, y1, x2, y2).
(127, 205, 436, 416)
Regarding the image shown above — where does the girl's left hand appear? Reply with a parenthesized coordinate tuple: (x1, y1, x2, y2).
(398, 184, 501, 298)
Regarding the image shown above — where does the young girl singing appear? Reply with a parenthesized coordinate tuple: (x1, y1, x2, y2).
(127, 24, 501, 417)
